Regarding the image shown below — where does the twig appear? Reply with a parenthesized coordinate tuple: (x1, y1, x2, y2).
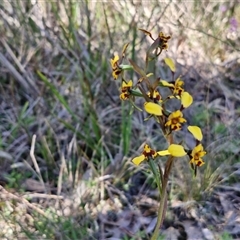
(23, 193, 64, 200)
(30, 134, 47, 193)
(57, 153, 66, 196)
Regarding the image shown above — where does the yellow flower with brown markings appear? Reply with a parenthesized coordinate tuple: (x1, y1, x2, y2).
(159, 32, 171, 50)
(147, 90, 162, 103)
(132, 144, 158, 165)
(110, 55, 122, 80)
(172, 78, 184, 96)
(190, 144, 206, 167)
(160, 78, 185, 96)
(120, 80, 133, 100)
(139, 29, 171, 55)
(132, 144, 187, 165)
(165, 110, 187, 131)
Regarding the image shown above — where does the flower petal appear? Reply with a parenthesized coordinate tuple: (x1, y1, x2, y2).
(168, 144, 186, 157)
(157, 150, 170, 156)
(164, 57, 176, 72)
(144, 102, 162, 116)
(110, 55, 119, 68)
(122, 80, 133, 88)
(132, 154, 145, 165)
(195, 144, 206, 155)
(196, 160, 205, 167)
(120, 93, 128, 100)
(188, 126, 203, 141)
(160, 80, 174, 87)
(181, 92, 193, 108)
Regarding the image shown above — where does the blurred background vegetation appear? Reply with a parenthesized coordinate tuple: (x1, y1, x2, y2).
(0, 1, 239, 239)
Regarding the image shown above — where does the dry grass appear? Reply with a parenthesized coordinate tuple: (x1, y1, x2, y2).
(0, 1, 240, 239)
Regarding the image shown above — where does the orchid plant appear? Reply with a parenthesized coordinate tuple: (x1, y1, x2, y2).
(110, 29, 206, 240)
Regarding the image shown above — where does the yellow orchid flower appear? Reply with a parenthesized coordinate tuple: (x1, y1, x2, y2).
(110, 55, 119, 69)
(189, 144, 206, 167)
(172, 78, 184, 96)
(132, 144, 158, 165)
(110, 55, 122, 80)
(120, 80, 133, 100)
(160, 78, 184, 96)
(132, 143, 187, 166)
(139, 29, 171, 53)
(165, 110, 187, 131)
(147, 90, 162, 102)
(158, 32, 171, 51)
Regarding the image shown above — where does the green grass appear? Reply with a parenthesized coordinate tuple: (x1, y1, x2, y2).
(0, 0, 240, 239)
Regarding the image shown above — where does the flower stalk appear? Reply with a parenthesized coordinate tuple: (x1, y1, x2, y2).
(151, 165, 169, 240)
(110, 29, 206, 239)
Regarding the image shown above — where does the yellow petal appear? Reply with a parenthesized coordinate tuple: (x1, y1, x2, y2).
(164, 57, 176, 72)
(120, 93, 127, 100)
(122, 80, 133, 88)
(169, 110, 182, 119)
(160, 80, 174, 87)
(110, 55, 119, 68)
(113, 71, 118, 79)
(188, 126, 203, 141)
(132, 154, 145, 165)
(144, 102, 162, 116)
(195, 144, 205, 154)
(192, 144, 202, 155)
(181, 92, 193, 108)
(157, 150, 170, 156)
(175, 78, 184, 87)
(168, 144, 186, 157)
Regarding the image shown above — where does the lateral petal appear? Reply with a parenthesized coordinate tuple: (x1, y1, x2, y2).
(132, 154, 145, 165)
(181, 92, 193, 108)
(188, 126, 203, 141)
(168, 144, 186, 157)
(144, 102, 162, 116)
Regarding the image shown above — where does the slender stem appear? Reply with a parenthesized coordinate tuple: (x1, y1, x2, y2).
(151, 179, 168, 240)
(150, 156, 174, 240)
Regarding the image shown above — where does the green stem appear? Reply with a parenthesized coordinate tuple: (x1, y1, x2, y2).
(150, 156, 174, 240)
(150, 179, 168, 240)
